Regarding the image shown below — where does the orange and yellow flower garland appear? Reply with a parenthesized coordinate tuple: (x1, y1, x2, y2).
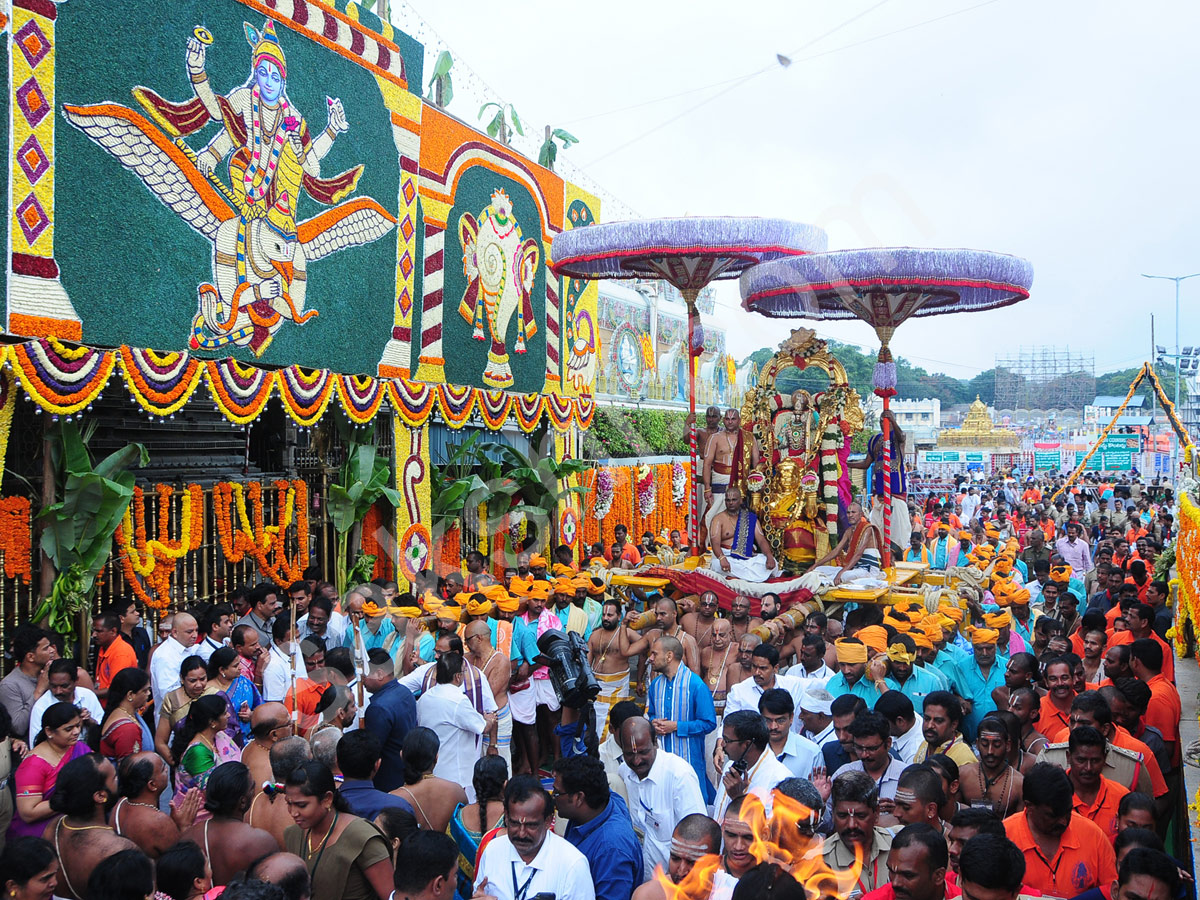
(115, 484, 204, 610)
(1173, 489, 1200, 659)
(0, 496, 32, 581)
(438, 523, 461, 575)
(214, 480, 309, 587)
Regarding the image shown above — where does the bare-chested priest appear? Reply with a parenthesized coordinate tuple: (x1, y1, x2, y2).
(44, 754, 138, 900)
(693, 406, 722, 545)
(588, 598, 637, 740)
(681, 591, 721, 651)
(810, 500, 883, 584)
(702, 408, 759, 530)
(708, 487, 777, 582)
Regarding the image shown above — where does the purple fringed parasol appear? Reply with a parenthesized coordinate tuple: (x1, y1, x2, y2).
(740, 246, 1034, 565)
(551, 217, 828, 556)
(551, 217, 829, 289)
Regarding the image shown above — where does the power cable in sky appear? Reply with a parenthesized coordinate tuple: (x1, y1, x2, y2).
(579, 0, 1005, 168)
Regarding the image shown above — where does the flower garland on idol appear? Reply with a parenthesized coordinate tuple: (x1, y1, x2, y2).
(213, 480, 309, 586)
(593, 469, 615, 520)
(636, 465, 655, 518)
(671, 460, 687, 505)
(115, 484, 204, 610)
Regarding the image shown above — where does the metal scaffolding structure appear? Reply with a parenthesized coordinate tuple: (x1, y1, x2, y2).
(994, 346, 1095, 410)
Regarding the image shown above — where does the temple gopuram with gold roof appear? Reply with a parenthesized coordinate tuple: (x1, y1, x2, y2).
(938, 396, 1020, 449)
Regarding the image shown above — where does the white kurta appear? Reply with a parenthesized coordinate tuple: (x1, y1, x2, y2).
(418, 681, 487, 802)
(261, 644, 307, 703)
(29, 686, 104, 739)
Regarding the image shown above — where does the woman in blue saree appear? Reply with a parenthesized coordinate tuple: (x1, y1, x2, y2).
(205, 647, 260, 746)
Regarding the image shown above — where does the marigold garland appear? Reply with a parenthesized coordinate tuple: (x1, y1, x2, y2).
(1174, 489, 1200, 660)
(438, 522, 462, 575)
(213, 480, 309, 586)
(361, 502, 394, 581)
(0, 496, 32, 581)
(116, 484, 204, 610)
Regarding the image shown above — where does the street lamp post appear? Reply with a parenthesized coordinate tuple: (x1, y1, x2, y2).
(1142, 272, 1200, 475)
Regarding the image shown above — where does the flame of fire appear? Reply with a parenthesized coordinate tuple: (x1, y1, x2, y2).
(653, 792, 865, 900)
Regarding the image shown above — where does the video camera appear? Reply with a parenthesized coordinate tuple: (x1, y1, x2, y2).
(536, 628, 599, 709)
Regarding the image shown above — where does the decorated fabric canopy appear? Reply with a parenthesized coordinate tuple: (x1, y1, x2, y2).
(551, 217, 829, 290)
(551, 217, 829, 552)
(740, 247, 1033, 377)
(741, 246, 1034, 563)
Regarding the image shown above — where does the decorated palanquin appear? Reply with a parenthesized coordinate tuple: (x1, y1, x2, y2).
(0, 0, 599, 586)
(740, 329, 864, 571)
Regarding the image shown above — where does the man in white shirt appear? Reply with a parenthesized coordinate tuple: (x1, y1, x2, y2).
(828, 711, 907, 820)
(617, 716, 707, 879)
(876, 690, 924, 764)
(791, 634, 834, 685)
(262, 615, 307, 703)
(712, 710, 792, 823)
(196, 603, 234, 663)
(28, 659, 104, 739)
(474, 774, 595, 900)
(417, 652, 493, 802)
(961, 488, 980, 524)
(722, 645, 805, 733)
(758, 688, 820, 780)
(296, 594, 347, 649)
(400, 633, 498, 727)
(149, 612, 198, 719)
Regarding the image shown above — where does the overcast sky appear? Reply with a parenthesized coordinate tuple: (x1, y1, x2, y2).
(398, 0, 1200, 380)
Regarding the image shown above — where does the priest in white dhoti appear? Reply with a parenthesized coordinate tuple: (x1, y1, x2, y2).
(708, 486, 777, 582)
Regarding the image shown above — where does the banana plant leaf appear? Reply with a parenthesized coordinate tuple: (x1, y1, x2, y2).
(329, 444, 401, 536)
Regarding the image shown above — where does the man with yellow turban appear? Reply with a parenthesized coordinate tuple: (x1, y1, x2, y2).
(825, 638, 881, 705)
(928, 522, 961, 570)
(551, 577, 591, 639)
(510, 575, 562, 772)
(949, 624, 1005, 741)
(572, 575, 603, 633)
(527, 553, 549, 578)
(881, 633, 942, 708)
(342, 585, 399, 658)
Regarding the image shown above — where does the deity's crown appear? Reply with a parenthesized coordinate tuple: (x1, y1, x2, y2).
(246, 19, 287, 79)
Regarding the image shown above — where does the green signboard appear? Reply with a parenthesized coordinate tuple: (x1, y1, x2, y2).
(1034, 450, 1061, 470)
(1075, 448, 1134, 471)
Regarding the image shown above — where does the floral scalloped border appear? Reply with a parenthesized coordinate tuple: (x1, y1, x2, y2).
(0, 339, 593, 433)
